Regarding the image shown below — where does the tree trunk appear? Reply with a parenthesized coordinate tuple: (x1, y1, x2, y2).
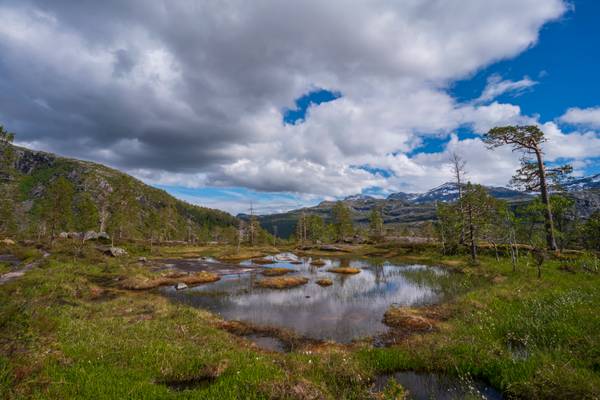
(534, 147, 558, 251)
(492, 242, 499, 261)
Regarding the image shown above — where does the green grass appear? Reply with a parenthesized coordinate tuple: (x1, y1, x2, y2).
(1, 243, 599, 399)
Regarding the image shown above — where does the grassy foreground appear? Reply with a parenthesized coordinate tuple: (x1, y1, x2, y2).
(0, 242, 599, 399)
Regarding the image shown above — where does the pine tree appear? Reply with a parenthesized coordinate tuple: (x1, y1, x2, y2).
(483, 125, 572, 251)
(40, 177, 75, 242)
(369, 207, 384, 241)
(332, 201, 353, 242)
(74, 192, 99, 232)
(0, 126, 17, 236)
(108, 176, 139, 243)
(460, 183, 496, 263)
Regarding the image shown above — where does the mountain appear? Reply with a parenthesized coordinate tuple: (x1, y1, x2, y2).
(403, 182, 533, 204)
(564, 174, 600, 191)
(344, 194, 375, 201)
(254, 180, 600, 238)
(1, 143, 237, 240)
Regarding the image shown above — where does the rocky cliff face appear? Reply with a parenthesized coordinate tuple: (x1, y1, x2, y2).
(12, 146, 56, 175)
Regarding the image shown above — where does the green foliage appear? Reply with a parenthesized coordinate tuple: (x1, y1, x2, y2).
(332, 201, 353, 241)
(294, 214, 327, 244)
(74, 192, 99, 232)
(0, 127, 17, 236)
(38, 176, 75, 239)
(437, 183, 507, 262)
(483, 125, 571, 251)
(369, 207, 384, 241)
(108, 175, 140, 242)
(582, 211, 600, 250)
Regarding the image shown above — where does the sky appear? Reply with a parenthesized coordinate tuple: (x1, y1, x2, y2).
(1, 0, 600, 215)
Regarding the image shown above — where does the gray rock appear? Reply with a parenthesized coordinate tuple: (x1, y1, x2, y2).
(108, 247, 127, 257)
(58, 232, 69, 239)
(138, 257, 147, 263)
(97, 232, 110, 240)
(175, 282, 188, 290)
(83, 231, 99, 241)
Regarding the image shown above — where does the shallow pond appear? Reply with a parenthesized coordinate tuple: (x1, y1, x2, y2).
(162, 254, 475, 342)
(373, 371, 503, 400)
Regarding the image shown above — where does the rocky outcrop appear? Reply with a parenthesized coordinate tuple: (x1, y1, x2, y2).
(58, 231, 110, 241)
(107, 247, 128, 257)
(12, 146, 56, 175)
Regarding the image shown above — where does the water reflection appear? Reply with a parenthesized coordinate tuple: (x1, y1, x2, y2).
(162, 255, 472, 342)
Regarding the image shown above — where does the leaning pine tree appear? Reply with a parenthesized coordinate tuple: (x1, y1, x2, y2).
(483, 125, 571, 251)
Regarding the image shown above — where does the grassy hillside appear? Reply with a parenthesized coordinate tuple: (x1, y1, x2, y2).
(1, 143, 237, 242)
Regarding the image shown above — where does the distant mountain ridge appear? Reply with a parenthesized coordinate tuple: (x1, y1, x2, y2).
(386, 182, 532, 204)
(252, 178, 600, 238)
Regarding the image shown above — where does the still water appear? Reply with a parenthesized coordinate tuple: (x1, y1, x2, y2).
(162, 254, 473, 342)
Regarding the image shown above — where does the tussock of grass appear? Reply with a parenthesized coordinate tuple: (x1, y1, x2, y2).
(315, 279, 333, 287)
(256, 276, 308, 289)
(310, 259, 326, 267)
(121, 271, 220, 290)
(383, 307, 436, 331)
(327, 267, 360, 274)
(252, 258, 276, 265)
(261, 268, 294, 276)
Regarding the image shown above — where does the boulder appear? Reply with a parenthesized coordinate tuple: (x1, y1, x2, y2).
(175, 282, 188, 290)
(97, 232, 110, 240)
(138, 257, 147, 263)
(58, 232, 69, 239)
(83, 231, 99, 241)
(107, 247, 128, 257)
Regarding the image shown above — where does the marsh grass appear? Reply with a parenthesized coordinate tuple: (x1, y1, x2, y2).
(120, 271, 220, 290)
(256, 276, 309, 289)
(0, 243, 599, 399)
(260, 267, 294, 276)
(327, 267, 361, 274)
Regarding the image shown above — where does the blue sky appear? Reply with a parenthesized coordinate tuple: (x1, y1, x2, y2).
(2, 1, 599, 215)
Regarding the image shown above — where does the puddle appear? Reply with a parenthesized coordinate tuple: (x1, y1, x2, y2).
(373, 372, 503, 400)
(0, 254, 20, 267)
(162, 254, 477, 343)
(160, 377, 214, 391)
(245, 334, 289, 352)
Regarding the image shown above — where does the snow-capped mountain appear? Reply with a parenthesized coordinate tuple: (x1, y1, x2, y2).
(387, 182, 531, 204)
(564, 174, 600, 191)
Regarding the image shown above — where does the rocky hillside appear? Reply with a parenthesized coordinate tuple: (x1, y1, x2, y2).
(2, 144, 237, 240)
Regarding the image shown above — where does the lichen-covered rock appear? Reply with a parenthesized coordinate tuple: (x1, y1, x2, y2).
(108, 247, 128, 257)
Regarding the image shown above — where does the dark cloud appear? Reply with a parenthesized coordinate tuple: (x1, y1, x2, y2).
(0, 0, 571, 195)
